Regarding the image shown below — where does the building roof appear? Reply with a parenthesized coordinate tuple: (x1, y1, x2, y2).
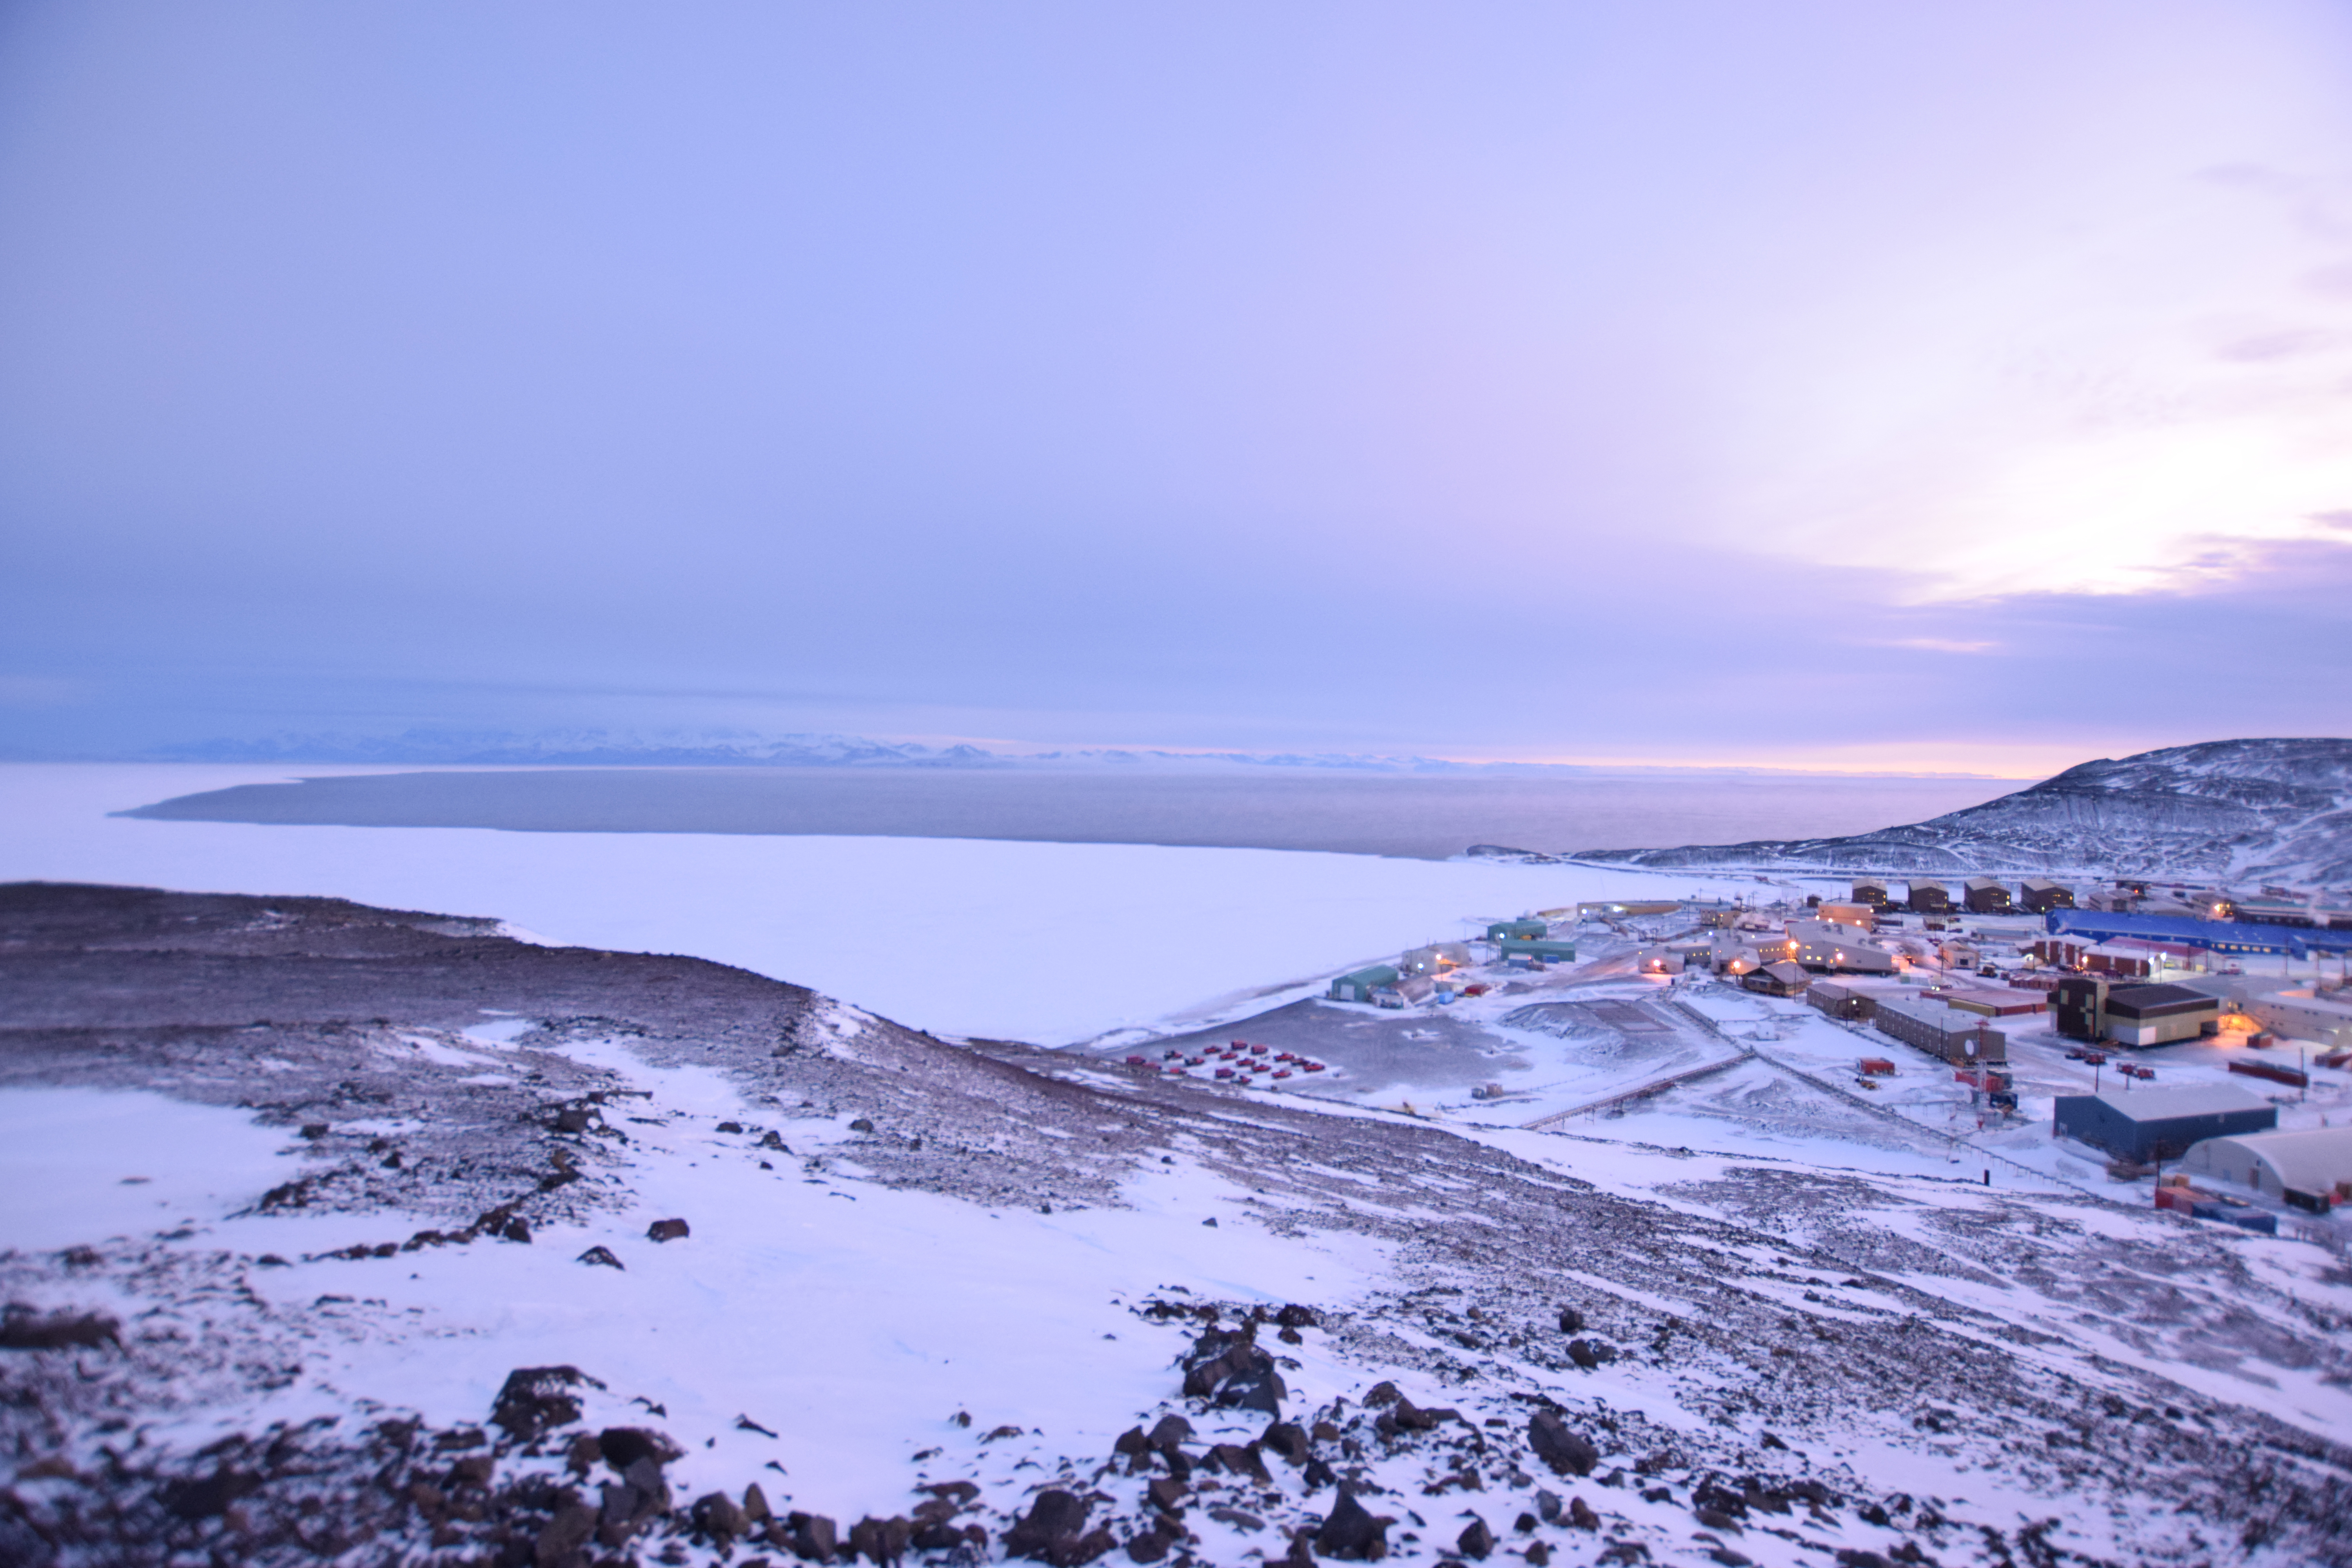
(2189, 1126, 2352, 1192)
(2105, 983, 2220, 1018)
(1337, 965, 1399, 986)
(2075, 1084, 2271, 1122)
(1875, 995, 1993, 1033)
(2049, 907, 2352, 955)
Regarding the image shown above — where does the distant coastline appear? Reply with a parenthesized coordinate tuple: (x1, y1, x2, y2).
(112, 764, 2018, 862)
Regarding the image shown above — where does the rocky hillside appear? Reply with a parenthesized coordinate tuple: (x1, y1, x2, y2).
(1570, 737, 2352, 887)
(4, 884, 2350, 1567)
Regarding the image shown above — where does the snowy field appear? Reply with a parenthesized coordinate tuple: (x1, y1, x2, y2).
(0, 764, 1765, 1044)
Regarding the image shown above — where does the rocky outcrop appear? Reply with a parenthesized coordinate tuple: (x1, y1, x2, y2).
(1568, 737, 2352, 886)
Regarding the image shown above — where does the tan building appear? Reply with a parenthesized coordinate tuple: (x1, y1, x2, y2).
(2247, 989, 2352, 1051)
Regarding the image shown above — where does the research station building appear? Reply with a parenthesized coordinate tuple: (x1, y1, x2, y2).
(2052, 1084, 2276, 1163)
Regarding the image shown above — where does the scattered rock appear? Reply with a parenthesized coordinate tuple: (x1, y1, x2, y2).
(1525, 1544, 1550, 1566)
(599, 1427, 684, 1472)
(1262, 1421, 1312, 1466)
(1534, 1490, 1562, 1524)
(0, 1307, 121, 1351)
(1006, 1488, 1109, 1564)
(646, 1218, 691, 1242)
(1181, 1331, 1287, 1415)
(850, 1118, 876, 1133)
(1202, 1217, 1218, 1227)
(1557, 1306, 1584, 1334)
(1568, 1497, 1599, 1531)
(1147, 1414, 1194, 1450)
(786, 1510, 840, 1562)
(555, 1107, 595, 1133)
(490, 1366, 604, 1441)
(1208, 1504, 1265, 1531)
(716, 1121, 744, 1134)
(577, 1245, 624, 1269)
(1527, 1412, 1597, 1477)
(849, 1513, 913, 1566)
(1457, 1514, 1495, 1559)
(1276, 1304, 1321, 1328)
(535, 1501, 597, 1566)
(158, 1466, 258, 1520)
(1126, 1521, 1180, 1562)
(1145, 1476, 1187, 1514)
(1313, 1486, 1393, 1561)
(1208, 1442, 1274, 1486)
(694, 1491, 750, 1538)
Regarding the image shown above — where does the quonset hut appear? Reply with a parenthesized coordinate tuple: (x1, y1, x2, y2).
(2180, 1125, 2352, 1211)
(2053, 1084, 2276, 1163)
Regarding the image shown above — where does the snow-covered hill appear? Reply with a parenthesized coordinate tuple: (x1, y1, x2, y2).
(5, 884, 2349, 1567)
(1572, 737, 2352, 888)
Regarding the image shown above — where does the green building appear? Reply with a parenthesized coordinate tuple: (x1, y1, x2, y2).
(1329, 965, 1401, 1003)
(1486, 918, 1548, 942)
(1497, 938, 1577, 964)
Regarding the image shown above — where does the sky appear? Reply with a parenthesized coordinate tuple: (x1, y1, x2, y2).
(1, 1, 2349, 777)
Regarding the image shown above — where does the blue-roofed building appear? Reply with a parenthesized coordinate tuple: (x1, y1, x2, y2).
(2046, 907, 2352, 959)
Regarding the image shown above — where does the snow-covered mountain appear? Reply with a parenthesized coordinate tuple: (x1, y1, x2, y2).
(1571, 737, 2352, 889)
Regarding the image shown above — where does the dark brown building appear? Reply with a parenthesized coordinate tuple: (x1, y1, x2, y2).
(1906, 880, 1952, 915)
(1963, 878, 2012, 914)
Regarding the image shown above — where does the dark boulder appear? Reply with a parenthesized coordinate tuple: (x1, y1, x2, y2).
(1126, 1521, 1180, 1562)
(786, 1510, 840, 1562)
(1457, 1515, 1495, 1559)
(1312, 1487, 1393, 1561)
(490, 1366, 603, 1441)
(159, 1466, 257, 1520)
(848, 1514, 913, 1565)
(1183, 1339, 1286, 1414)
(694, 1492, 749, 1539)
(535, 1501, 598, 1566)
(577, 1245, 624, 1269)
(1207, 1442, 1273, 1487)
(597, 1427, 682, 1471)
(1557, 1306, 1584, 1334)
(1147, 1414, 1195, 1450)
(1568, 1497, 1599, 1531)
(1528, 1411, 1597, 1477)
(647, 1218, 691, 1242)
(1005, 1488, 1093, 1564)
(1262, 1421, 1312, 1466)
(0, 1308, 120, 1351)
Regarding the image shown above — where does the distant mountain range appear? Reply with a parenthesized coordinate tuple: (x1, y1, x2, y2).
(1564, 737, 2352, 889)
(134, 726, 1991, 779)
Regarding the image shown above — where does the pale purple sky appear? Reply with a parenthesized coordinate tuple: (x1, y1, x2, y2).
(2, 2, 2349, 773)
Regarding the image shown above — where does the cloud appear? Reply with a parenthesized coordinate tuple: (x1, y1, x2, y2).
(1869, 638, 2000, 655)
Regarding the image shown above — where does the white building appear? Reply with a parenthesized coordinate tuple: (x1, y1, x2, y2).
(2247, 989, 2352, 1051)
(2180, 1125, 2352, 1208)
